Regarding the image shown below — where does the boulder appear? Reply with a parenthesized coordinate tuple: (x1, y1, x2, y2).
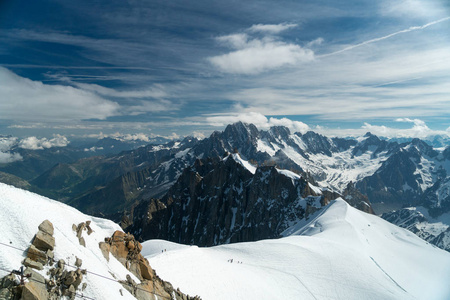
(64, 271, 77, 286)
(0, 288, 13, 300)
(73, 275, 83, 289)
(63, 284, 76, 298)
(38, 220, 54, 236)
(0, 274, 16, 289)
(112, 231, 126, 242)
(129, 261, 143, 281)
(46, 249, 54, 261)
(23, 258, 43, 270)
(138, 258, 153, 280)
(135, 281, 157, 300)
(32, 231, 55, 251)
(110, 242, 128, 264)
(22, 281, 48, 300)
(57, 259, 65, 269)
(99, 242, 110, 261)
(78, 237, 86, 247)
(26, 245, 47, 265)
(76, 223, 86, 239)
(75, 257, 82, 268)
(24, 268, 46, 285)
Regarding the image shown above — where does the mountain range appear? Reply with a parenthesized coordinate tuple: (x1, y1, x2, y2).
(1, 122, 449, 252)
(1, 182, 449, 300)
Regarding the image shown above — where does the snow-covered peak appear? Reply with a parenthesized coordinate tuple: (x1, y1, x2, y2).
(275, 168, 301, 180)
(143, 198, 450, 300)
(223, 153, 257, 174)
(0, 183, 140, 299)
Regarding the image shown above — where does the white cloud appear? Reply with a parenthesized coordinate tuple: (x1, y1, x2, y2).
(0, 152, 22, 164)
(216, 34, 249, 49)
(380, 0, 446, 19)
(0, 67, 120, 122)
(268, 117, 310, 133)
(83, 132, 151, 142)
(0, 137, 18, 152)
(209, 39, 314, 74)
(306, 37, 324, 48)
(18, 134, 70, 150)
(248, 23, 298, 34)
(206, 112, 310, 134)
(209, 25, 314, 74)
(313, 119, 449, 139)
(191, 131, 206, 140)
(84, 146, 104, 152)
(0, 136, 22, 163)
(110, 132, 151, 142)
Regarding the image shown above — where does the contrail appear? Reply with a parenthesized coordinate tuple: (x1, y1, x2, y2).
(319, 16, 450, 58)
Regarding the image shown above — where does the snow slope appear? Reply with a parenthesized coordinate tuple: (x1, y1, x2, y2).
(144, 199, 450, 300)
(0, 183, 138, 300)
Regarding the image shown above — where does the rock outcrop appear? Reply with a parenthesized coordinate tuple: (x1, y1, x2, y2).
(0, 220, 88, 300)
(72, 221, 93, 247)
(126, 154, 334, 246)
(101, 230, 200, 300)
(23, 220, 55, 271)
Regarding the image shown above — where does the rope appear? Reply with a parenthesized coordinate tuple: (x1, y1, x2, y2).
(0, 265, 94, 299)
(0, 242, 172, 299)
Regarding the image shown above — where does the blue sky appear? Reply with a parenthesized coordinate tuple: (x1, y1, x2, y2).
(0, 0, 449, 141)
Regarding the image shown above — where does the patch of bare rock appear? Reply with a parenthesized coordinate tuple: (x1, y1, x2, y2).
(101, 230, 201, 300)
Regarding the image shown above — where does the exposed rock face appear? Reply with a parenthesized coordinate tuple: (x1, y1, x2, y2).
(102, 231, 200, 300)
(26, 220, 55, 269)
(73, 221, 93, 247)
(0, 274, 17, 300)
(22, 281, 49, 300)
(342, 182, 374, 214)
(0, 220, 88, 300)
(32, 230, 55, 252)
(127, 154, 341, 246)
(422, 176, 450, 217)
(357, 139, 446, 208)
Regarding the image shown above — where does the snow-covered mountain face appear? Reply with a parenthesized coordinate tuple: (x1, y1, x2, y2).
(382, 175, 450, 252)
(22, 121, 449, 219)
(0, 183, 196, 300)
(3, 183, 450, 300)
(382, 206, 450, 252)
(6, 121, 449, 253)
(125, 153, 352, 246)
(149, 123, 448, 207)
(143, 199, 450, 300)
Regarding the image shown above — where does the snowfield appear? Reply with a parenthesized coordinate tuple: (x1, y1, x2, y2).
(1, 182, 450, 300)
(145, 199, 450, 300)
(0, 183, 138, 300)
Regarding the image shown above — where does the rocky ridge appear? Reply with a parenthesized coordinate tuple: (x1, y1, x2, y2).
(125, 153, 373, 246)
(0, 219, 198, 300)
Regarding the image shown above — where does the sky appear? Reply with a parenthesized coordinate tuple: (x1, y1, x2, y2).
(0, 0, 450, 142)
